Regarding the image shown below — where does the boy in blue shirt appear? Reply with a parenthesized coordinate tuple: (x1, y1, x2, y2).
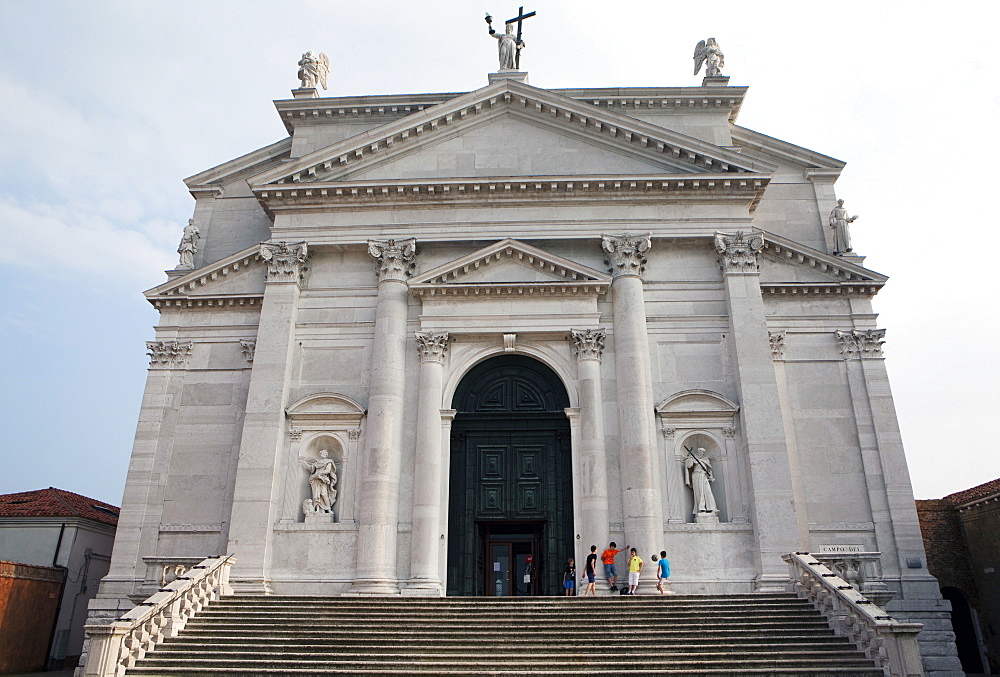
(654, 550, 671, 594)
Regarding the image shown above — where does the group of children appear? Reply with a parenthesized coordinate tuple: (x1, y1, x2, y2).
(563, 542, 671, 596)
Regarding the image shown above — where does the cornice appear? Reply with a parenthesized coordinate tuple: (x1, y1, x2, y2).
(250, 80, 772, 189)
(760, 282, 884, 297)
(255, 173, 770, 213)
(760, 231, 888, 284)
(552, 86, 748, 123)
(731, 126, 845, 173)
(184, 138, 293, 192)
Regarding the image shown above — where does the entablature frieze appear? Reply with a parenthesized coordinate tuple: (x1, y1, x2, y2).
(254, 173, 771, 213)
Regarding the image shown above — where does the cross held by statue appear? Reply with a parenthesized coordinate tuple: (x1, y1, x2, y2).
(506, 6, 536, 70)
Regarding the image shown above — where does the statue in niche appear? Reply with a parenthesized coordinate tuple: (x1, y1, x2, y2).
(300, 450, 337, 515)
(693, 38, 725, 77)
(829, 199, 860, 255)
(297, 51, 329, 90)
(176, 219, 200, 270)
(684, 447, 719, 517)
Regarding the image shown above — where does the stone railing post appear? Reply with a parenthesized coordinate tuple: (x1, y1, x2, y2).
(351, 238, 416, 595)
(602, 234, 664, 592)
(406, 331, 449, 596)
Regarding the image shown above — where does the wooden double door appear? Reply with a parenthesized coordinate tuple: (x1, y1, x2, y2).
(446, 356, 573, 596)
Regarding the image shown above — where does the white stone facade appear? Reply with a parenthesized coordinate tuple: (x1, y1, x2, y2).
(94, 75, 958, 671)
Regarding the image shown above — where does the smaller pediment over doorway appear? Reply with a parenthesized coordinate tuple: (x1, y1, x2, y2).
(410, 239, 609, 334)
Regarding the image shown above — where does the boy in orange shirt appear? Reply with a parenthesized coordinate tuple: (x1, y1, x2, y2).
(600, 541, 628, 592)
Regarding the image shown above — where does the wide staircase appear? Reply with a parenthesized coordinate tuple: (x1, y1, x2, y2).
(127, 593, 883, 676)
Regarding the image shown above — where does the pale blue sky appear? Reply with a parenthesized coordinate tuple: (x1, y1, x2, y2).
(1, 0, 996, 505)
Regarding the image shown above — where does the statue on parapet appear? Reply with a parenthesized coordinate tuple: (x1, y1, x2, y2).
(693, 38, 725, 77)
(486, 8, 535, 71)
(176, 219, 200, 270)
(829, 199, 860, 255)
(297, 51, 329, 90)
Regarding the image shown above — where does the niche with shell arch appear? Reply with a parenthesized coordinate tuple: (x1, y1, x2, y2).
(284, 393, 365, 525)
(656, 390, 745, 524)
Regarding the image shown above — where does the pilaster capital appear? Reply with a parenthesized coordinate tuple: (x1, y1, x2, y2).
(571, 328, 606, 361)
(240, 340, 256, 365)
(348, 429, 362, 441)
(722, 427, 737, 439)
(415, 331, 450, 363)
(601, 233, 651, 279)
(836, 329, 886, 359)
(768, 331, 786, 360)
(368, 238, 417, 282)
(661, 426, 676, 439)
(714, 231, 764, 274)
(146, 340, 193, 369)
(260, 241, 308, 283)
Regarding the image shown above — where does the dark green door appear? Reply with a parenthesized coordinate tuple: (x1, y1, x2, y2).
(447, 355, 573, 596)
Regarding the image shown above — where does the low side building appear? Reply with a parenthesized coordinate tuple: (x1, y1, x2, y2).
(917, 477, 1000, 673)
(0, 488, 119, 669)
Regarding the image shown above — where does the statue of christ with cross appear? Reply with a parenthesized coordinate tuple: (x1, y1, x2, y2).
(485, 7, 536, 71)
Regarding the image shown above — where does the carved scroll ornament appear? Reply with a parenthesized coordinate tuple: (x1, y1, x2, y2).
(715, 231, 764, 274)
(571, 328, 606, 361)
(368, 238, 417, 281)
(260, 241, 308, 283)
(602, 233, 652, 278)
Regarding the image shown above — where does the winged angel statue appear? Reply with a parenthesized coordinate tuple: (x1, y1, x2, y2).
(693, 38, 725, 77)
(297, 51, 330, 90)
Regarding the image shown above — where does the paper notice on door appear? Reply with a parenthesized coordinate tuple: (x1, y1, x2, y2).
(494, 562, 501, 571)
(523, 575, 530, 584)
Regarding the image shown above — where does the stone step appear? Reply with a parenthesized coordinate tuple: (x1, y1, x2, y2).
(159, 634, 849, 648)
(131, 656, 882, 670)
(128, 666, 884, 677)
(196, 605, 820, 617)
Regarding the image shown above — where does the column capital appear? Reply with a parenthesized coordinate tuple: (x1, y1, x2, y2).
(368, 238, 417, 282)
(602, 233, 651, 279)
(415, 331, 449, 363)
(571, 328, 606, 361)
(260, 241, 308, 283)
(714, 231, 763, 274)
(146, 340, 192, 369)
(836, 329, 886, 359)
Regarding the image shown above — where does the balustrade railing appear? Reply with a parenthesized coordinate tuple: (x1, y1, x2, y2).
(783, 552, 924, 677)
(78, 554, 234, 677)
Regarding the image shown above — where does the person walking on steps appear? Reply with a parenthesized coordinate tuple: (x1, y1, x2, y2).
(563, 557, 577, 596)
(601, 542, 628, 591)
(582, 545, 598, 596)
(626, 548, 643, 595)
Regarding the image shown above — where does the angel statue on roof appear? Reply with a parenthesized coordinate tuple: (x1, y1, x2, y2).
(297, 51, 330, 90)
(693, 38, 725, 78)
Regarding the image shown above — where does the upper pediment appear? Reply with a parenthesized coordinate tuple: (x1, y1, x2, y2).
(409, 239, 611, 299)
(144, 244, 266, 310)
(250, 80, 774, 190)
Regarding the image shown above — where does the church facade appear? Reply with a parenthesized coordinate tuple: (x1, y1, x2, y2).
(95, 67, 957, 668)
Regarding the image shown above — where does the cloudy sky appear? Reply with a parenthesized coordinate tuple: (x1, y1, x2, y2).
(1, 1, 996, 506)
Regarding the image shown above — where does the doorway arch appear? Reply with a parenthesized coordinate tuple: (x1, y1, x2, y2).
(447, 355, 573, 596)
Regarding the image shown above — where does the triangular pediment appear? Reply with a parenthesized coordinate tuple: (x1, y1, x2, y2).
(250, 80, 773, 191)
(757, 231, 887, 296)
(409, 239, 611, 299)
(144, 244, 266, 310)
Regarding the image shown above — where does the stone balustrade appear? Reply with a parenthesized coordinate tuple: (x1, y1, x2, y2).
(812, 551, 895, 608)
(783, 552, 924, 677)
(78, 555, 234, 677)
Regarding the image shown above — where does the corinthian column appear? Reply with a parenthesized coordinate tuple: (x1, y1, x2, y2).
(404, 331, 449, 596)
(714, 232, 798, 589)
(350, 238, 416, 595)
(227, 241, 308, 592)
(571, 329, 610, 565)
(602, 234, 664, 581)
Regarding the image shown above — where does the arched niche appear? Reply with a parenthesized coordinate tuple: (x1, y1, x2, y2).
(655, 390, 745, 525)
(282, 393, 365, 525)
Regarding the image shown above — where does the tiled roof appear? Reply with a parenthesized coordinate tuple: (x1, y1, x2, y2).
(0, 487, 119, 527)
(944, 477, 1000, 508)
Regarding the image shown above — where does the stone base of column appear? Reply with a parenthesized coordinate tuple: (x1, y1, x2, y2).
(229, 577, 273, 594)
(754, 572, 792, 593)
(694, 512, 720, 524)
(401, 579, 445, 597)
(345, 578, 401, 596)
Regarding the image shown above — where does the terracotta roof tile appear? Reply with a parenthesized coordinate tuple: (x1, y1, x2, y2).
(943, 477, 1000, 507)
(0, 487, 119, 527)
